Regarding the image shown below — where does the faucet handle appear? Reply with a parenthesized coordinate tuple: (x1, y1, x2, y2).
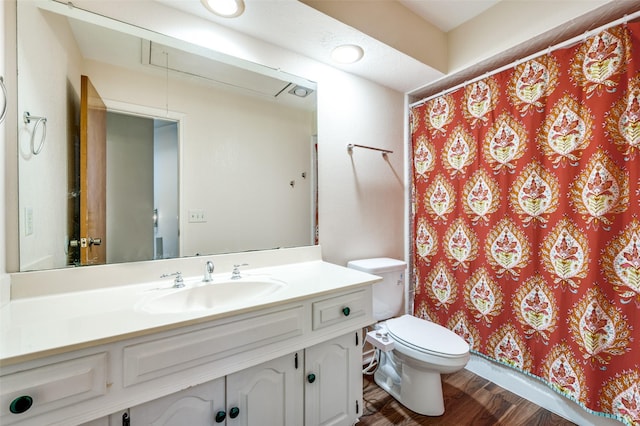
(231, 263, 248, 279)
(161, 271, 185, 288)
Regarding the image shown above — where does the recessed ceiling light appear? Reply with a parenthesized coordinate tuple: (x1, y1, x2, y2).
(331, 44, 364, 64)
(288, 85, 314, 98)
(201, 0, 245, 18)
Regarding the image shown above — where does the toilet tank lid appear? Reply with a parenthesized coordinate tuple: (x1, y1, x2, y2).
(347, 258, 407, 274)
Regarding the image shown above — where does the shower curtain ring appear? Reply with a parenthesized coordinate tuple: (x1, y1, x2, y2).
(24, 111, 48, 155)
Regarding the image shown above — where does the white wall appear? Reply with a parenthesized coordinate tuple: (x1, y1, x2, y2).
(16, 1, 83, 270)
(0, 0, 12, 306)
(317, 75, 405, 266)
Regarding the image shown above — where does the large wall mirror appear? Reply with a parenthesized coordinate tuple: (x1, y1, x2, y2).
(17, 0, 318, 272)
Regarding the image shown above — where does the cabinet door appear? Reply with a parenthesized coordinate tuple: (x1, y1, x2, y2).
(129, 378, 225, 425)
(226, 353, 303, 426)
(305, 331, 362, 426)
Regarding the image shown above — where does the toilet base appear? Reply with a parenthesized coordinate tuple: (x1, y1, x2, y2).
(373, 350, 445, 416)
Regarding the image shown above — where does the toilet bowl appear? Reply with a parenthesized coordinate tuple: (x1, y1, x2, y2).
(347, 258, 470, 416)
(374, 314, 470, 415)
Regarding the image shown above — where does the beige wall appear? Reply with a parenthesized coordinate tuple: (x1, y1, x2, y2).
(447, 0, 612, 73)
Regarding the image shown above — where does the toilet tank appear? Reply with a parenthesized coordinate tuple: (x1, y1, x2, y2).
(347, 258, 406, 321)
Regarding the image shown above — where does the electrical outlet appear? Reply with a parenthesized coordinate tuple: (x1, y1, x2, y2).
(24, 208, 34, 236)
(188, 209, 206, 223)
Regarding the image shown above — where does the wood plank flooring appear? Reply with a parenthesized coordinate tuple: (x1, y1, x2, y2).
(358, 369, 576, 426)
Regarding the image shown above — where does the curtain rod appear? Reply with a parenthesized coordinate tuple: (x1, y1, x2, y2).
(410, 9, 640, 108)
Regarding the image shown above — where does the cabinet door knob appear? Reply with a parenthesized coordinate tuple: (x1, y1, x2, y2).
(215, 410, 226, 423)
(342, 306, 351, 316)
(229, 406, 240, 419)
(10, 395, 33, 414)
(307, 373, 316, 383)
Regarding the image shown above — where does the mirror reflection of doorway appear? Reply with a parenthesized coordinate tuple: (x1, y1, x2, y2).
(105, 112, 179, 263)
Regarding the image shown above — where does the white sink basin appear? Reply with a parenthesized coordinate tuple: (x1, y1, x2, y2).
(138, 276, 287, 314)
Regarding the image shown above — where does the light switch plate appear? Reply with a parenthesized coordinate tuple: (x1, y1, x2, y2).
(188, 209, 206, 223)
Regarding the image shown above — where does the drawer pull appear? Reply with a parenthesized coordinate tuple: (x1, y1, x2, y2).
(229, 406, 240, 419)
(10, 395, 33, 414)
(342, 306, 351, 317)
(215, 410, 226, 423)
(307, 373, 316, 383)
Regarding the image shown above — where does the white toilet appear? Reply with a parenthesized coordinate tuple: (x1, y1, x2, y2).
(347, 258, 470, 416)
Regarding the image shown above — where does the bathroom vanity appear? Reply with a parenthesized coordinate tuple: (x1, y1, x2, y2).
(0, 246, 378, 426)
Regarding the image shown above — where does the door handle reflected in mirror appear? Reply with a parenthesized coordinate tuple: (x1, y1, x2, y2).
(69, 237, 102, 248)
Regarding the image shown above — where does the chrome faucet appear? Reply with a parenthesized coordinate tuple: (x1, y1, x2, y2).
(203, 261, 214, 282)
(231, 263, 248, 280)
(161, 271, 185, 288)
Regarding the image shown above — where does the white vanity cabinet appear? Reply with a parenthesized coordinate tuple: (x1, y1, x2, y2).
(127, 331, 361, 426)
(128, 378, 225, 425)
(1, 262, 375, 426)
(305, 332, 362, 426)
(129, 352, 302, 425)
(225, 352, 303, 425)
(0, 352, 109, 424)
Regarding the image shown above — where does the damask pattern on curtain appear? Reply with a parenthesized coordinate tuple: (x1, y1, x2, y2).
(410, 22, 640, 425)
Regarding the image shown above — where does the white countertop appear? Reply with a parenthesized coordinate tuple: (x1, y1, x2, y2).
(1, 260, 380, 366)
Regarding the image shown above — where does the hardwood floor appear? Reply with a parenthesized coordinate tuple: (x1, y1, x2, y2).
(358, 369, 576, 426)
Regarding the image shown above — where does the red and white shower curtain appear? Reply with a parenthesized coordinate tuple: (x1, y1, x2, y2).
(410, 21, 640, 425)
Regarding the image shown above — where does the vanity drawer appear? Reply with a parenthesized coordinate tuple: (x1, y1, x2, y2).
(312, 289, 369, 331)
(123, 305, 305, 386)
(0, 353, 108, 423)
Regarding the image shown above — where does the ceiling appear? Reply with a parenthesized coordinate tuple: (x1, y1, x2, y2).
(154, 0, 635, 96)
(66, 15, 318, 111)
(397, 0, 500, 32)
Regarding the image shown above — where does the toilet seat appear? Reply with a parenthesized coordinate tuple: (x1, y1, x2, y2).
(386, 315, 469, 359)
